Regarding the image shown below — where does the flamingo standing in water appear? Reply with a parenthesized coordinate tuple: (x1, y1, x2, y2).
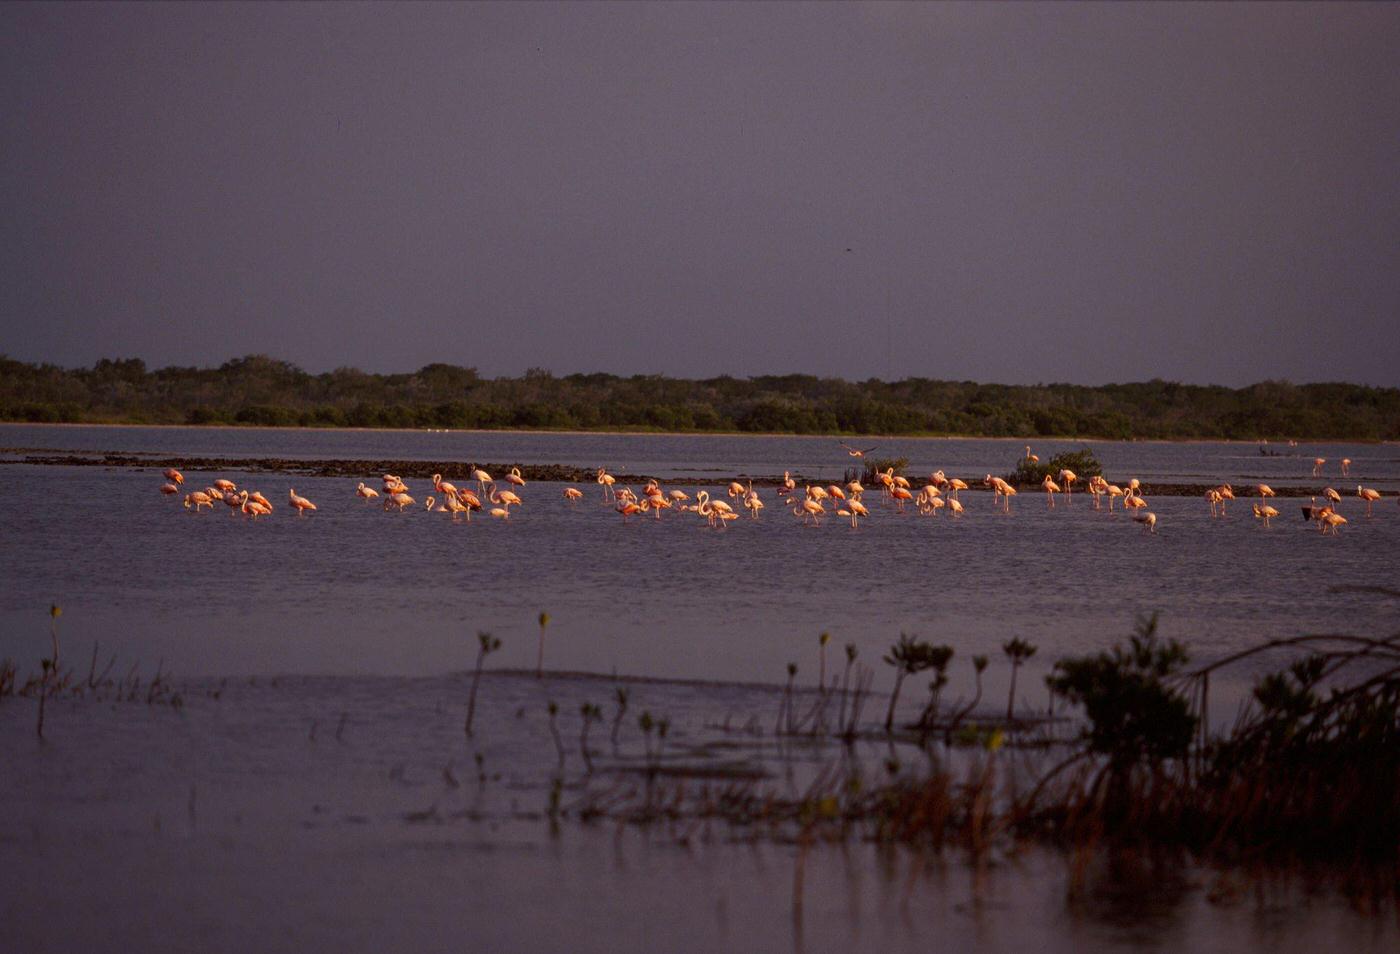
(160, 482, 180, 495)
(1256, 484, 1275, 499)
(596, 467, 617, 500)
(1320, 511, 1347, 535)
(742, 482, 764, 519)
(1058, 469, 1077, 502)
(1340, 458, 1351, 476)
(288, 489, 317, 514)
(488, 485, 522, 515)
(1357, 485, 1382, 516)
(471, 466, 492, 496)
(213, 479, 237, 494)
(240, 491, 272, 519)
(505, 467, 526, 487)
(563, 487, 584, 501)
(163, 468, 184, 485)
(946, 477, 968, 500)
(1024, 446, 1038, 463)
(1042, 474, 1060, 508)
(845, 499, 870, 528)
(183, 491, 214, 511)
(1252, 502, 1279, 528)
(384, 492, 415, 512)
(432, 474, 460, 499)
(1323, 487, 1343, 509)
(356, 482, 380, 500)
(1312, 458, 1326, 477)
(947, 498, 964, 517)
(1134, 511, 1157, 534)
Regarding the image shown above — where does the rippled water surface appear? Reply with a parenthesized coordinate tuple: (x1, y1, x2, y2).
(2, 425, 1396, 694)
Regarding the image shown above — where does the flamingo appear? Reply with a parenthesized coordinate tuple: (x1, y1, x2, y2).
(1103, 483, 1124, 511)
(793, 497, 826, 525)
(384, 492, 415, 512)
(1312, 458, 1326, 477)
(247, 490, 273, 512)
(847, 499, 870, 527)
(505, 467, 526, 487)
(1024, 446, 1038, 463)
(213, 479, 237, 493)
(1058, 469, 1077, 502)
(1253, 502, 1279, 528)
(596, 467, 617, 500)
(163, 468, 184, 485)
(160, 482, 180, 496)
(1042, 474, 1060, 508)
(472, 466, 493, 495)
(424, 495, 445, 512)
(846, 480, 864, 499)
(183, 491, 214, 511)
(1357, 485, 1382, 516)
(1134, 511, 1158, 534)
(615, 498, 644, 522)
(488, 485, 522, 512)
(930, 471, 948, 490)
(1124, 490, 1148, 513)
(432, 474, 460, 499)
(456, 489, 483, 514)
(1257, 484, 1275, 499)
(728, 481, 746, 498)
(779, 471, 797, 495)
(221, 490, 242, 514)
(1324, 487, 1342, 508)
(489, 506, 511, 520)
(1340, 458, 1351, 476)
(240, 491, 272, 519)
(667, 489, 690, 508)
(563, 487, 584, 501)
(1320, 511, 1347, 535)
(947, 498, 964, 517)
(947, 477, 968, 499)
(442, 493, 470, 518)
(356, 482, 380, 500)
(1206, 489, 1223, 518)
(827, 484, 846, 502)
(890, 485, 913, 513)
(288, 489, 317, 514)
(839, 442, 877, 458)
(742, 483, 764, 519)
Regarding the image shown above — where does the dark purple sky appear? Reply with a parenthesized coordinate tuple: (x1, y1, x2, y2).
(3, 2, 1398, 385)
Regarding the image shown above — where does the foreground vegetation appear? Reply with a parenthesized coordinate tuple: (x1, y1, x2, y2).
(3, 354, 1398, 439)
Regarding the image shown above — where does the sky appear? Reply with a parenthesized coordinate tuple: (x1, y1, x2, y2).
(2, 2, 1398, 387)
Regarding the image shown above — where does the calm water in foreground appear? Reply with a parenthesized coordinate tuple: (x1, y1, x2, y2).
(2, 425, 1397, 952)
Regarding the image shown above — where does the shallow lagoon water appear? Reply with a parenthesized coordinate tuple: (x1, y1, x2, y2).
(2, 426, 1398, 952)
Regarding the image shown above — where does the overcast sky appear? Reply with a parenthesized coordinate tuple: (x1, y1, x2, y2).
(2, 2, 1397, 386)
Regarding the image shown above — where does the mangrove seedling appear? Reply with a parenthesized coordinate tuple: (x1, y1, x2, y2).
(547, 701, 566, 768)
(579, 702, 602, 773)
(536, 611, 551, 679)
(949, 655, 989, 736)
(777, 662, 798, 735)
(915, 645, 956, 731)
(610, 685, 630, 749)
(883, 633, 942, 733)
(837, 643, 858, 732)
(465, 630, 502, 737)
(37, 603, 62, 739)
(1002, 638, 1038, 722)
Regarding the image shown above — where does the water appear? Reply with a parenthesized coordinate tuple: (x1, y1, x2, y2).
(4, 424, 1397, 951)
(1, 425, 1397, 698)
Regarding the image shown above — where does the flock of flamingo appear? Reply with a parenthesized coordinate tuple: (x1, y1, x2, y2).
(153, 444, 1392, 536)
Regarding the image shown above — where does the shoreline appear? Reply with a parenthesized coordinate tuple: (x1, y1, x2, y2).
(0, 420, 1391, 446)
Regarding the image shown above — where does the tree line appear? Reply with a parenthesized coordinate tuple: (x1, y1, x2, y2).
(1, 354, 1396, 440)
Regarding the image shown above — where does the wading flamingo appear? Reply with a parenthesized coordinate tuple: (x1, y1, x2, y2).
(384, 492, 415, 512)
(213, 479, 237, 493)
(356, 482, 380, 499)
(1024, 446, 1038, 463)
(1252, 502, 1279, 528)
(505, 467, 526, 487)
(1340, 458, 1351, 476)
(1357, 485, 1382, 516)
(471, 466, 492, 495)
(160, 482, 179, 495)
(1257, 484, 1275, 499)
(240, 491, 272, 519)
(163, 468, 184, 485)
(1134, 511, 1157, 534)
(432, 474, 460, 499)
(563, 487, 584, 501)
(1058, 469, 1077, 502)
(1042, 474, 1060, 508)
(183, 491, 214, 511)
(1320, 511, 1347, 535)
(947, 498, 964, 517)
(728, 481, 746, 498)
(288, 489, 317, 514)
(1312, 458, 1326, 477)
(596, 468, 617, 500)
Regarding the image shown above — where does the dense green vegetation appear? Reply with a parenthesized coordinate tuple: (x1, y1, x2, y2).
(1, 354, 1397, 439)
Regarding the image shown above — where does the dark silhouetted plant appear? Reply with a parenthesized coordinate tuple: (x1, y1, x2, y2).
(536, 611, 551, 679)
(465, 630, 501, 737)
(1002, 638, 1038, 721)
(1046, 614, 1195, 769)
(883, 633, 942, 732)
(610, 686, 630, 749)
